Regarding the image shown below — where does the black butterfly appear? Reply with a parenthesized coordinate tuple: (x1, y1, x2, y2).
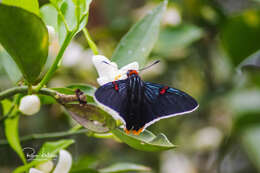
(94, 69, 198, 135)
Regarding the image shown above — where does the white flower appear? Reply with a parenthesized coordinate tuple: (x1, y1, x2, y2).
(29, 150, 72, 173)
(92, 55, 139, 85)
(19, 95, 41, 116)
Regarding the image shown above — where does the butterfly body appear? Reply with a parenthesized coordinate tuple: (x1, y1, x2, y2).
(94, 70, 198, 135)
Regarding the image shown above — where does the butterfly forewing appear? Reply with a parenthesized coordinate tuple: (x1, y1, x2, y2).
(94, 79, 129, 124)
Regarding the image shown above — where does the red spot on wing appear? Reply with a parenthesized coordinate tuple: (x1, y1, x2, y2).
(113, 81, 119, 91)
(159, 86, 169, 95)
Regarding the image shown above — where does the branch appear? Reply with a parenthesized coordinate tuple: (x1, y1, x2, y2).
(0, 86, 57, 100)
(0, 129, 89, 145)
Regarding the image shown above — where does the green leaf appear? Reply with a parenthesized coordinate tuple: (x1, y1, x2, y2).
(238, 49, 260, 72)
(71, 155, 98, 173)
(153, 24, 204, 57)
(71, 169, 99, 173)
(14, 139, 74, 173)
(2, 0, 40, 16)
(65, 103, 116, 133)
(67, 83, 96, 97)
(2, 100, 27, 164)
(111, 128, 175, 152)
(220, 10, 260, 66)
(58, 0, 92, 43)
(111, 0, 167, 68)
(0, 48, 22, 83)
(0, 4, 49, 83)
(99, 163, 151, 173)
(241, 126, 260, 171)
(40, 4, 58, 32)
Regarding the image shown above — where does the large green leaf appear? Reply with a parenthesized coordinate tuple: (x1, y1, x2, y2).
(2, 0, 40, 15)
(99, 163, 151, 173)
(65, 103, 116, 133)
(2, 100, 26, 164)
(111, 128, 175, 152)
(0, 48, 22, 83)
(14, 139, 75, 173)
(111, 0, 167, 68)
(220, 10, 260, 66)
(153, 24, 203, 57)
(0, 4, 49, 83)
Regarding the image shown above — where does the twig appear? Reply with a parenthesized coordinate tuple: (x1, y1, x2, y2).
(0, 129, 89, 146)
(0, 86, 57, 101)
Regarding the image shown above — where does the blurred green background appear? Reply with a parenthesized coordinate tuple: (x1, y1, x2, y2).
(1, 0, 260, 172)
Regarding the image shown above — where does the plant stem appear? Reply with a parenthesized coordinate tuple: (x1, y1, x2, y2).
(83, 28, 99, 55)
(0, 86, 57, 101)
(0, 129, 89, 145)
(35, 31, 75, 92)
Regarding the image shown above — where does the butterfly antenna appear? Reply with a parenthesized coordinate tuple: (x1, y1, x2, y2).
(139, 60, 160, 72)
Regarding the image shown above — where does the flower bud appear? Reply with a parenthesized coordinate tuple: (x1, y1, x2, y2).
(19, 95, 41, 115)
(53, 150, 72, 173)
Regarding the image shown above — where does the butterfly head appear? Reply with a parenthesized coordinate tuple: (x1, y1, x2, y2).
(127, 70, 139, 77)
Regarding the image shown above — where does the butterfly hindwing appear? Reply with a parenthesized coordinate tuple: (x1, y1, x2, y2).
(142, 82, 198, 128)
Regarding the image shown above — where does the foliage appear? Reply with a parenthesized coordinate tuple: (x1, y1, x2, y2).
(1, 0, 260, 172)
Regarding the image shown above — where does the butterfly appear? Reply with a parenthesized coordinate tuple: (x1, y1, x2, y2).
(94, 69, 198, 135)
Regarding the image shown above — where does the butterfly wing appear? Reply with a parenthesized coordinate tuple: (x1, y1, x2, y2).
(94, 79, 128, 125)
(142, 82, 198, 129)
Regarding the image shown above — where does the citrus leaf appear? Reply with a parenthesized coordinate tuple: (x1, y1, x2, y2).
(111, 128, 175, 152)
(111, 0, 167, 68)
(238, 49, 260, 72)
(0, 48, 22, 83)
(154, 24, 203, 57)
(58, 0, 92, 43)
(65, 103, 116, 133)
(2, 0, 40, 16)
(0, 4, 49, 83)
(2, 99, 26, 164)
(67, 83, 96, 97)
(220, 10, 260, 66)
(14, 139, 75, 173)
(40, 4, 58, 32)
(99, 163, 151, 173)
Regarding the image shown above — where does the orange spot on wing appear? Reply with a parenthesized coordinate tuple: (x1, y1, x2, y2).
(132, 127, 144, 135)
(124, 128, 131, 135)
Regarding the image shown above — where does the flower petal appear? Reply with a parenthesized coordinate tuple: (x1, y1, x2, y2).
(29, 168, 44, 173)
(118, 61, 139, 80)
(97, 77, 111, 86)
(52, 150, 72, 173)
(92, 55, 118, 78)
(120, 61, 139, 72)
